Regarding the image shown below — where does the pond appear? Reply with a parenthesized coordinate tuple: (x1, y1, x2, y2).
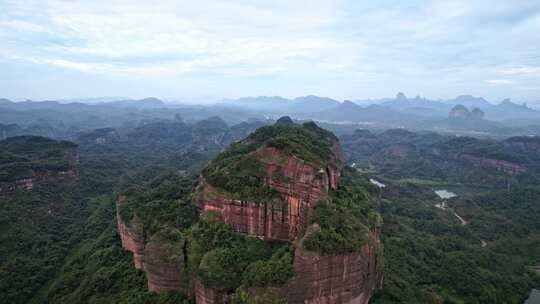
(525, 289, 540, 304)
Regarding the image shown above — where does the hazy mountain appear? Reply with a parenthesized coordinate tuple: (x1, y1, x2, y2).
(445, 95, 493, 108)
(308, 100, 416, 124)
(289, 95, 340, 112)
(219, 96, 291, 112)
(219, 95, 340, 114)
(101, 97, 166, 109)
(381, 92, 448, 111)
(372, 93, 540, 123)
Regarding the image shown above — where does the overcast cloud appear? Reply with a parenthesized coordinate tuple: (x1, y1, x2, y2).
(1, 0, 539, 102)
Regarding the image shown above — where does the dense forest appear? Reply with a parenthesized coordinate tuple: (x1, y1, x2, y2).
(0, 116, 539, 303)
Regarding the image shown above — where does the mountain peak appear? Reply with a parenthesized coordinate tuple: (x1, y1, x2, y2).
(396, 92, 407, 100)
(275, 116, 294, 125)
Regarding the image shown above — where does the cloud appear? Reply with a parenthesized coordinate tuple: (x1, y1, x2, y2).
(1, 0, 540, 100)
(485, 79, 515, 85)
(500, 66, 540, 76)
(0, 0, 353, 77)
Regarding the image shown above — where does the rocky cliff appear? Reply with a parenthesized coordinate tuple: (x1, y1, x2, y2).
(116, 196, 145, 270)
(117, 118, 383, 304)
(286, 229, 383, 304)
(116, 196, 192, 293)
(458, 153, 526, 175)
(197, 143, 343, 241)
(0, 136, 79, 196)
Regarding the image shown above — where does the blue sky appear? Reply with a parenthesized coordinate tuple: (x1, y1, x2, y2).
(1, 0, 539, 103)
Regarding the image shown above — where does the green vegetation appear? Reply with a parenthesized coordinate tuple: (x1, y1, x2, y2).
(202, 154, 280, 202)
(304, 171, 379, 254)
(0, 136, 76, 182)
(342, 128, 540, 303)
(5, 118, 538, 304)
(119, 172, 199, 237)
(0, 160, 194, 304)
(187, 214, 293, 291)
(371, 183, 540, 304)
(202, 122, 339, 203)
(230, 287, 287, 304)
(241, 246, 294, 287)
(341, 129, 540, 187)
(0, 130, 216, 303)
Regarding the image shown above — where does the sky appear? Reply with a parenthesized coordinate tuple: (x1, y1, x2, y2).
(1, 0, 540, 103)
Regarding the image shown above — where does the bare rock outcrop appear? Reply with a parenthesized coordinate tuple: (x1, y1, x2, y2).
(286, 228, 383, 304)
(197, 144, 343, 241)
(116, 196, 145, 270)
(144, 231, 188, 293)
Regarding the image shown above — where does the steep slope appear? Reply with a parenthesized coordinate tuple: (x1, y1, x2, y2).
(117, 118, 383, 304)
(198, 118, 344, 241)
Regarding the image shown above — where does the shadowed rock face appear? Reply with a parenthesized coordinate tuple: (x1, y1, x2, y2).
(144, 233, 188, 293)
(195, 280, 229, 304)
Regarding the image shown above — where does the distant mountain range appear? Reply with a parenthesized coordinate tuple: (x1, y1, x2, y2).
(217, 93, 540, 124)
(1, 93, 539, 136)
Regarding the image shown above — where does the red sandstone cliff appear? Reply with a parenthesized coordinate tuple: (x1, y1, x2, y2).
(144, 231, 188, 293)
(197, 144, 344, 241)
(193, 131, 383, 303)
(118, 121, 384, 304)
(116, 196, 145, 270)
(285, 226, 383, 304)
(117, 196, 190, 293)
(0, 149, 79, 196)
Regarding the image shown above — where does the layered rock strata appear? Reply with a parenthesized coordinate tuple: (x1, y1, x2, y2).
(0, 149, 79, 196)
(197, 144, 343, 241)
(285, 229, 383, 304)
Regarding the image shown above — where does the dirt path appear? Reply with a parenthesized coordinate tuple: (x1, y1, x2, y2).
(434, 201, 467, 225)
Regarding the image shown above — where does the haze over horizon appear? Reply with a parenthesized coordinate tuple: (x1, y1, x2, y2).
(1, 0, 540, 102)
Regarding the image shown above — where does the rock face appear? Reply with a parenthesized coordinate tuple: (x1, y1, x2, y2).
(286, 231, 383, 304)
(197, 144, 343, 241)
(459, 154, 526, 175)
(0, 140, 79, 196)
(0, 178, 34, 195)
(116, 196, 145, 270)
(144, 233, 188, 293)
(195, 280, 228, 304)
(117, 197, 189, 293)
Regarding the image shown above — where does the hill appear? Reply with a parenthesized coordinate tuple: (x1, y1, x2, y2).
(117, 118, 383, 303)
